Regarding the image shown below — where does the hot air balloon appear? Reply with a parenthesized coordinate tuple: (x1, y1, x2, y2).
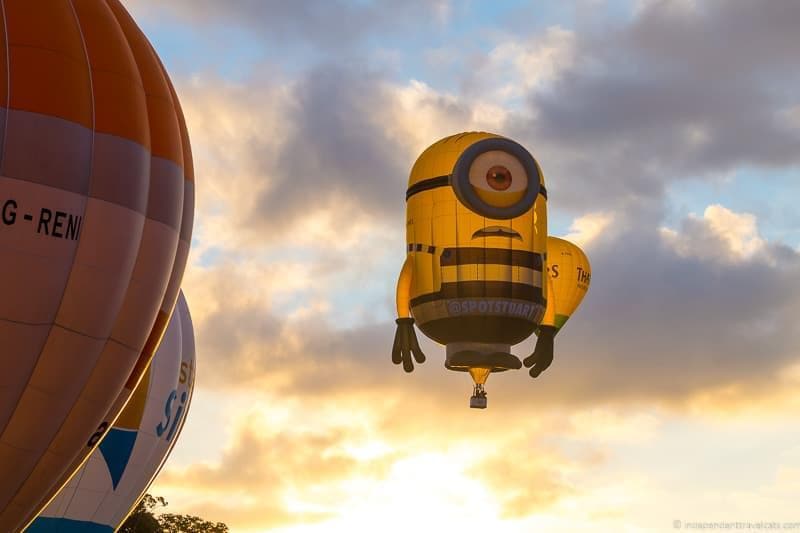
(26, 291, 196, 533)
(0, 1, 194, 530)
(392, 132, 547, 408)
(524, 236, 592, 377)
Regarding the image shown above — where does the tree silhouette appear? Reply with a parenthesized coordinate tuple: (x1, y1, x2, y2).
(118, 494, 164, 533)
(159, 513, 229, 533)
(118, 494, 228, 533)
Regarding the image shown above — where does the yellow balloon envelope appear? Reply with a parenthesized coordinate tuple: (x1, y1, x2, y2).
(524, 236, 591, 378)
(541, 236, 592, 332)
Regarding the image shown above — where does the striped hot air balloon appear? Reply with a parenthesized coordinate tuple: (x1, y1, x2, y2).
(0, 1, 194, 530)
(26, 291, 196, 533)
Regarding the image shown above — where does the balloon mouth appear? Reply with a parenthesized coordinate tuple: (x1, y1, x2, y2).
(472, 226, 522, 240)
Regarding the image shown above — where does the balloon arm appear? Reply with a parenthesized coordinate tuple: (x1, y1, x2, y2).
(523, 325, 557, 378)
(396, 256, 413, 318)
(392, 318, 426, 372)
(392, 257, 425, 371)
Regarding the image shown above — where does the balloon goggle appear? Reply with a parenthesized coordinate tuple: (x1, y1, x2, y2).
(406, 137, 544, 219)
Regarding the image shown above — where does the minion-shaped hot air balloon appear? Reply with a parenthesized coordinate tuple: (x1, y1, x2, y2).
(524, 237, 592, 378)
(392, 132, 548, 408)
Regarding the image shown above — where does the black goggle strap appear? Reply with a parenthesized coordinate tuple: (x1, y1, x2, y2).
(405, 175, 548, 201)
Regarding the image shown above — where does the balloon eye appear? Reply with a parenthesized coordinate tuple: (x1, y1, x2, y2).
(486, 166, 512, 191)
(452, 137, 541, 219)
(465, 150, 530, 209)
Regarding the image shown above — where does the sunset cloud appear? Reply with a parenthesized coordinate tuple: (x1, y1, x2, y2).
(512, 0, 800, 214)
(129, 0, 452, 50)
(115, 0, 800, 530)
(662, 204, 767, 262)
(179, 198, 800, 413)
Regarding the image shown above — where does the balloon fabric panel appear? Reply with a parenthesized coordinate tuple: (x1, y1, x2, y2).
(0, 1, 194, 530)
(26, 291, 196, 533)
(542, 237, 592, 333)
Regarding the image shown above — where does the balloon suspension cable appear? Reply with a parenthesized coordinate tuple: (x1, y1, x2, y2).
(470, 383, 488, 409)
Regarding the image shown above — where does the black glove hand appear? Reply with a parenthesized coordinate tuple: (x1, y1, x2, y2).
(523, 326, 556, 378)
(392, 317, 426, 373)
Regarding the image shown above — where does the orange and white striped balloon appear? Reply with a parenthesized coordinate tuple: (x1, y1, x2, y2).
(26, 291, 196, 533)
(0, 1, 194, 530)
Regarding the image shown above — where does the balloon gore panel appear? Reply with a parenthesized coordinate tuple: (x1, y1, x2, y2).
(0, 2, 194, 530)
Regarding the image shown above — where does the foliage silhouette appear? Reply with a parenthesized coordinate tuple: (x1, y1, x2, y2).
(118, 494, 228, 533)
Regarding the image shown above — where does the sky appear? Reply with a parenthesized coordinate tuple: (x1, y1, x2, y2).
(118, 0, 800, 531)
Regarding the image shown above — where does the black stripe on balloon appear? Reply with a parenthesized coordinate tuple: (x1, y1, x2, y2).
(406, 244, 438, 254)
(410, 281, 543, 307)
(406, 175, 450, 200)
(439, 247, 543, 270)
(406, 176, 548, 201)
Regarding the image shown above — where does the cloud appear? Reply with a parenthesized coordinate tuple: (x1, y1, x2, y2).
(511, 0, 800, 213)
(155, 414, 385, 529)
(471, 444, 579, 519)
(155, 381, 800, 531)
(102, 3, 800, 531)
(175, 64, 536, 256)
(175, 66, 488, 247)
(461, 26, 577, 104)
(252, 65, 410, 230)
(170, 0, 800, 246)
(143, 0, 800, 230)
(169, 21, 800, 408)
(661, 204, 766, 262)
(183, 188, 800, 414)
(154, 395, 591, 531)
(562, 211, 614, 247)
(173, 72, 294, 250)
(127, 0, 452, 50)
(524, 204, 800, 406)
